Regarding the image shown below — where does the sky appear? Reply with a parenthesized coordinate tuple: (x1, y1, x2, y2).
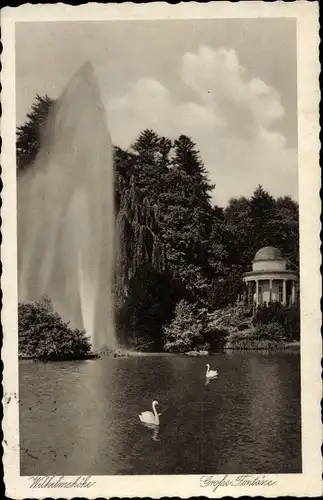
(16, 19, 298, 207)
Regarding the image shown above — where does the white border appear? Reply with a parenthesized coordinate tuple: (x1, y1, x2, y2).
(1, 2, 321, 498)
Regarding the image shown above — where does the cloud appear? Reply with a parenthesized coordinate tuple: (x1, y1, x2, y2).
(105, 46, 297, 206)
(107, 78, 173, 147)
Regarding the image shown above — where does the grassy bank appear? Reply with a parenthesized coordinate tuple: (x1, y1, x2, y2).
(223, 335, 300, 351)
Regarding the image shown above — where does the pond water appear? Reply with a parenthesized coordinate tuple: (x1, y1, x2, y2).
(19, 351, 301, 475)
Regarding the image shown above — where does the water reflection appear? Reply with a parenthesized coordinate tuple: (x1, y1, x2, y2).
(140, 422, 161, 442)
(205, 375, 218, 387)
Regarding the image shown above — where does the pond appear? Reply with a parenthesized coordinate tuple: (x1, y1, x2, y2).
(19, 350, 301, 475)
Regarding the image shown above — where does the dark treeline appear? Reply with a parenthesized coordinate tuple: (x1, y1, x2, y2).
(17, 95, 299, 351)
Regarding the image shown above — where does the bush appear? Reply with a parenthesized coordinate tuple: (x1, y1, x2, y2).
(205, 304, 252, 349)
(163, 299, 206, 353)
(226, 337, 285, 350)
(253, 301, 300, 341)
(224, 322, 286, 350)
(208, 303, 251, 329)
(284, 303, 300, 341)
(253, 302, 283, 325)
(254, 322, 287, 341)
(203, 326, 229, 350)
(18, 296, 92, 360)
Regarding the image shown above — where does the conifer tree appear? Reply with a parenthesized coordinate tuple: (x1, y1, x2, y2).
(17, 94, 54, 171)
(250, 185, 276, 250)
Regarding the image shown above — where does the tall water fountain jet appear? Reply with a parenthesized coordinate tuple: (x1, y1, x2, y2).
(17, 62, 116, 351)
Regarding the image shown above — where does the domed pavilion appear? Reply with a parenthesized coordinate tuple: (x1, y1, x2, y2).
(242, 246, 298, 308)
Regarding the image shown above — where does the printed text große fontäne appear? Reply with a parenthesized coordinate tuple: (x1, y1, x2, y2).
(200, 474, 277, 492)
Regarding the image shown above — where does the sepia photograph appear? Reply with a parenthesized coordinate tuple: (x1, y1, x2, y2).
(2, 2, 321, 498)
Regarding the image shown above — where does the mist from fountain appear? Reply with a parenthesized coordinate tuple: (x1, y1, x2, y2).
(17, 62, 116, 351)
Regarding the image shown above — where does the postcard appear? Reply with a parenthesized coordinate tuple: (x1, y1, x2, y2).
(1, 2, 321, 498)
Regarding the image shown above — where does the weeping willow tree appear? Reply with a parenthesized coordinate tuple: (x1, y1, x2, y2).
(115, 176, 168, 348)
(115, 176, 166, 305)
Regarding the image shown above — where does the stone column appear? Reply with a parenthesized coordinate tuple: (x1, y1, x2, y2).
(256, 280, 259, 307)
(283, 279, 287, 306)
(269, 279, 273, 303)
(291, 281, 296, 304)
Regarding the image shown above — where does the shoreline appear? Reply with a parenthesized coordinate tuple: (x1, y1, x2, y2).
(19, 341, 300, 361)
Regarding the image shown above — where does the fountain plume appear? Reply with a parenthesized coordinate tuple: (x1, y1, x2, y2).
(17, 61, 116, 351)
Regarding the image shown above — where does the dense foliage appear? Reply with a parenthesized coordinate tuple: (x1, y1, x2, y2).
(226, 336, 285, 351)
(206, 304, 290, 350)
(114, 129, 299, 349)
(18, 296, 92, 360)
(253, 302, 300, 341)
(163, 300, 209, 353)
(254, 322, 287, 342)
(17, 95, 300, 352)
(224, 318, 287, 350)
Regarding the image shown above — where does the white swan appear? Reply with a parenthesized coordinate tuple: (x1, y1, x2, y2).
(206, 363, 218, 379)
(139, 400, 160, 426)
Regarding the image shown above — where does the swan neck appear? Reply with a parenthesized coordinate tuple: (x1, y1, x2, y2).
(152, 402, 159, 424)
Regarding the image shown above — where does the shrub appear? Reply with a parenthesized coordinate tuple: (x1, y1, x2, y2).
(226, 337, 285, 350)
(253, 301, 300, 341)
(254, 322, 287, 342)
(18, 296, 92, 360)
(203, 326, 229, 350)
(205, 304, 252, 349)
(284, 303, 300, 341)
(224, 322, 286, 350)
(208, 303, 251, 330)
(163, 299, 206, 353)
(254, 302, 285, 325)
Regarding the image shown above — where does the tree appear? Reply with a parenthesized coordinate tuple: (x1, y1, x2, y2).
(128, 129, 171, 202)
(223, 187, 298, 274)
(18, 296, 91, 360)
(163, 299, 207, 353)
(158, 135, 216, 304)
(114, 132, 222, 342)
(268, 196, 299, 267)
(16, 94, 54, 171)
(114, 175, 167, 344)
(221, 188, 299, 310)
(224, 196, 254, 272)
(118, 264, 181, 351)
(249, 185, 276, 250)
(166, 135, 214, 211)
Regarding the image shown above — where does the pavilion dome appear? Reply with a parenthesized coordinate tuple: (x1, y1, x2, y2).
(253, 246, 284, 262)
